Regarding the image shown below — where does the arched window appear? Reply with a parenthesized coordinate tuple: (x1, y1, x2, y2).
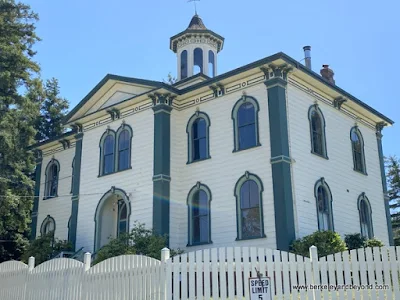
(193, 48, 203, 74)
(70, 157, 75, 194)
(99, 130, 116, 176)
(187, 182, 212, 246)
(235, 172, 265, 240)
(232, 96, 260, 152)
(186, 111, 211, 163)
(314, 178, 334, 231)
(116, 124, 133, 172)
(208, 50, 215, 77)
(117, 200, 128, 237)
(44, 159, 60, 199)
(358, 193, 373, 239)
(41, 215, 56, 236)
(309, 105, 328, 158)
(350, 127, 367, 174)
(181, 50, 188, 79)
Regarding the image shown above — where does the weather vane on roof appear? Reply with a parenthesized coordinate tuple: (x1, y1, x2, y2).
(188, 0, 200, 15)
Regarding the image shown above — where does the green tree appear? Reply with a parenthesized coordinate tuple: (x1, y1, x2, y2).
(93, 222, 183, 265)
(0, 0, 41, 262)
(33, 78, 69, 141)
(387, 156, 400, 245)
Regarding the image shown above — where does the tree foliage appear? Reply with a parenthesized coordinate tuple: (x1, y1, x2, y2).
(0, 0, 41, 262)
(21, 232, 72, 265)
(387, 156, 400, 245)
(93, 222, 183, 265)
(290, 231, 347, 258)
(32, 78, 69, 141)
(344, 233, 366, 250)
(163, 72, 177, 85)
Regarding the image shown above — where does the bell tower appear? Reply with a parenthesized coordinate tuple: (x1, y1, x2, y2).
(170, 14, 224, 81)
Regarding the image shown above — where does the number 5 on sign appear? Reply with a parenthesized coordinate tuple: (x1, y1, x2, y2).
(249, 277, 272, 300)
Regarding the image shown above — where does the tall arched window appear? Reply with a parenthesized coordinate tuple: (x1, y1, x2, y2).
(181, 50, 188, 79)
(186, 111, 211, 163)
(350, 127, 367, 174)
(358, 193, 373, 239)
(99, 130, 116, 176)
(117, 200, 128, 237)
(41, 215, 56, 236)
(116, 124, 133, 172)
(44, 159, 60, 199)
(187, 182, 212, 246)
(314, 178, 334, 231)
(235, 172, 265, 240)
(193, 48, 203, 74)
(208, 50, 215, 77)
(232, 96, 260, 152)
(309, 105, 328, 158)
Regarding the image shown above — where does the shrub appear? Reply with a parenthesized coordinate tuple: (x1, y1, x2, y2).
(345, 233, 366, 250)
(92, 222, 183, 265)
(290, 231, 347, 258)
(364, 238, 384, 248)
(21, 232, 73, 265)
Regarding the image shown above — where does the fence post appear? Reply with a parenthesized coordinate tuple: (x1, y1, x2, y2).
(28, 257, 35, 271)
(309, 245, 320, 300)
(161, 247, 170, 262)
(83, 252, 91, 271)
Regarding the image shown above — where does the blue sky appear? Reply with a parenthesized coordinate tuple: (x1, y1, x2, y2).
(26, 0, 399, 157)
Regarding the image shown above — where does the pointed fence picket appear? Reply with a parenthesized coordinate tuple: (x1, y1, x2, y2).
(1, 246, 400, 299)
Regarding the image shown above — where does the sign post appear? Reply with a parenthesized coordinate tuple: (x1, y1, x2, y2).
(249, 277, 272, 300)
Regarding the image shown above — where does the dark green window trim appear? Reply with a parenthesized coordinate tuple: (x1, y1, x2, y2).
(186, 111, 211, 164)
(357, 192, 374, 239)
(234, 171, 266, 241)
(70, 157, 75, 194)
(44, 159, 60, 200)
(350, 126, 367, 175)
(231, 96, 261, 152)
(116, 123, 133, 172)
(40, 215, 56, 236)
(98, 129, 116, 176)
(314, 177, 334, 231)
(94, 187, 131, 252)
(308, 104, 328, 159)
(187, 182, 212, 246)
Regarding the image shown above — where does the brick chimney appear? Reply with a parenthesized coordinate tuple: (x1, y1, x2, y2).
(320, 65, 335, 85)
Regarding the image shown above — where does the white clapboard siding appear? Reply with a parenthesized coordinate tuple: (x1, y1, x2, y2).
(1, 246, 400, 300)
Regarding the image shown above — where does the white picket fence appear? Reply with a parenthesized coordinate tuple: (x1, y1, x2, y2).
(0, 246, 400, 299)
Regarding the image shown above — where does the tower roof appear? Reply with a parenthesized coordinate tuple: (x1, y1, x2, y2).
(187, 14, 207, 30)
(170, 14, 224, 53)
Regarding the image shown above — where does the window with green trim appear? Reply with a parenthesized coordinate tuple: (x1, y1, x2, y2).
(186, 112, 211, 164)
(350, 127, 367, 174)
(187, 183, 212, 246)
(44, 159, 60, 199)
(314, 178, 334, 231)
(235, 172, 265, 240)
(308, 105, 328, 158)
(117, 200, 128, 237)
(116, 124, 133, 171)
(232, 96, 260, 152)
(358, 193, 373, 239)
(41, 215, 55, 236)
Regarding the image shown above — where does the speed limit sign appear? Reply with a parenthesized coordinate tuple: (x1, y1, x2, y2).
(249, 277, 272, 300)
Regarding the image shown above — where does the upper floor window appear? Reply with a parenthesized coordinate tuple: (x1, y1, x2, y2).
(44, 159, 60, 199)
(116, 124, 133, 171)
(235, 172, 265, 240)
(358, 193, 373, 239)
(193, 48, 203, 74)
(208, 50, 215, 77)
(232, 96, 260, 152)
(99, 130, 116, 176)
(181, 50, 188, 79)
(187, 182, 212, 246)
(309, 104, 328, 158)
(186, 111, 211, 163)
(41, 215, 56, 236)
(350, 127, 367, 174)
(314, 178, 334, 231)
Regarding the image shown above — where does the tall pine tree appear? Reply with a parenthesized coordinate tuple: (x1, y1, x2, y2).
(387, 156, 400, 245)
(33, 77, 69, 141)
(0, 0, 41, 261)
